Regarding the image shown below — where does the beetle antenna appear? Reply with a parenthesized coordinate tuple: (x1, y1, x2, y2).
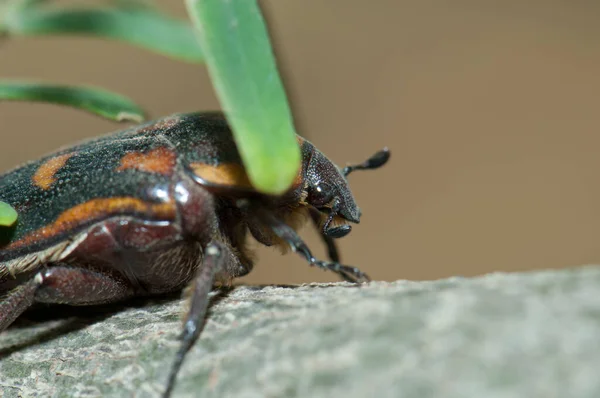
(342, 147, 390, 177)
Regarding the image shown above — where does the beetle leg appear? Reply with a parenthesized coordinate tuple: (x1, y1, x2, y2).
(0, 279, 38, 332)
(253, 206, 369, 283)
(276, 225, 368, 283)
(309, 207, 340, 263)
(33, 266, 133, 304)
(0, 265, 134, 332)
(321, 235, 341, 264)
(163, 240, 228, 398)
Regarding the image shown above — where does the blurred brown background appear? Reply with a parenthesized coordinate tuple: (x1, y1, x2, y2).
(2, 1, 600, 285)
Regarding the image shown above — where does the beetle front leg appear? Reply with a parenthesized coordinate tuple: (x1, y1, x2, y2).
(273, 221, 369, 283)
(309, 207, 340, 263)
(250, 206, 369, 283)
(163, 240, 229, 398)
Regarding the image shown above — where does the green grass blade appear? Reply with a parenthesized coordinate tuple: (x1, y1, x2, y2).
(0, 81, 146, 122)
(109, 1, 157, 12)
(185, 0, 301, 195)
(0, 201, 17, 227)
(2, 6, 204, 63)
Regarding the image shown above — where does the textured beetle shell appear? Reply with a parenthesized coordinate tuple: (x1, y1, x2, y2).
(0, 112, 294, 276)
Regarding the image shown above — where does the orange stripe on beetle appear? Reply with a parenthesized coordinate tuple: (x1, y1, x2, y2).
(117, 147, 177, 176)
(189, 162, 253, 189)
(32, 153, 74, 190)
(7, 197, 177, 249)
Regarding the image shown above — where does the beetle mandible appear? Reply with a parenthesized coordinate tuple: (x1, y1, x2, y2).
(0, 111, 390, 396)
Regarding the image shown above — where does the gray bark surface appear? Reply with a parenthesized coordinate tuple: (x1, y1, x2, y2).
(1, 265, 600, 398)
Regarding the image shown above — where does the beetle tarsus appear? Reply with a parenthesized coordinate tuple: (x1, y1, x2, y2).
(163, 240, 226, 398)
(311, 258, 370, 283)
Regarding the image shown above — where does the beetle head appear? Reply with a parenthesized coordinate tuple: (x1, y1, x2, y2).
(304, 144, 390, 238)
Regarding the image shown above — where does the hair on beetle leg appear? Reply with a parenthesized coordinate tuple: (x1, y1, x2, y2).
(245, 204, 313, 256)
(271, 206, 312, 254)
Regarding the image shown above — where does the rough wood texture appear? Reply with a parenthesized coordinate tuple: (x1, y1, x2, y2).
(1, 265, 600, 397)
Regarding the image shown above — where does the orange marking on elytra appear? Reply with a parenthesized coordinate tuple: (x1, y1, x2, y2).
(292, 136, 306, 188)
(117, 147, 177, 175)
(189, 162, 253, 189)
(32, 153, 74, 190)
(7, 197, 177, 249)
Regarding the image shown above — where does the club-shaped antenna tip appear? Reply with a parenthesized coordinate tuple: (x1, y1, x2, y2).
(342, 147, 390, 177)
(368, 147, 390, 168)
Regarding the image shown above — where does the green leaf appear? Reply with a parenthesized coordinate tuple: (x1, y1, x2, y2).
(0, 201, 17, 227)
(0, 81, 146, 122)
(2, 5, 204, 63)
(185, 0, 301, 195)
(109, 1, 157, 12)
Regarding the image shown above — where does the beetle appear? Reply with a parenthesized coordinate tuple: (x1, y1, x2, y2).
(0, 111, 389, 397)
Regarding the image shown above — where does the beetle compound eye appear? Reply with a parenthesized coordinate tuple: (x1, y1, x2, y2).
(308, 183, 333, 208)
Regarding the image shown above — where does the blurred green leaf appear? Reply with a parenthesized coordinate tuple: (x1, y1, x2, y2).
(0, 81, 146, 122)
(12, 0, 47, 8)
(1, 4, 204, 63)
(0, 201, 17, 227)
(109, 0, 157, 12)
(185, 0, 301, 195)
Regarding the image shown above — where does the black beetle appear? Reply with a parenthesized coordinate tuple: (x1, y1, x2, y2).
(0, 111, 390, 396)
